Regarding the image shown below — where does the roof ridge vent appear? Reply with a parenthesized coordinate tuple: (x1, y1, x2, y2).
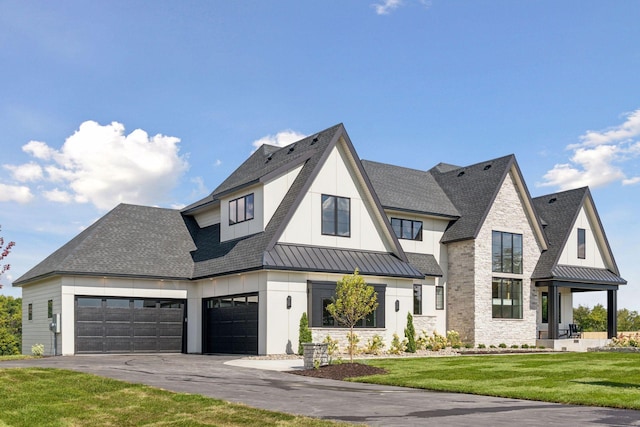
(483, 164, 492, 170)
(457, 171, 465, 177)
(265, 153, 273, 163)
(549, 197, 557, 204)
(288, 143, 296, 153)
(310, 134, 320, 144)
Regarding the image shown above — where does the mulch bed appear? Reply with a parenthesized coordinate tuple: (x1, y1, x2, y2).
(289, 362, 387, 380)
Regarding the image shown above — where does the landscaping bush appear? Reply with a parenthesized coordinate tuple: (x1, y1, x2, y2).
(389, 333, 406, 354)
(298, 312, 312, 355)
(404, 313, 417, 353)
(365, 334, 385, 355)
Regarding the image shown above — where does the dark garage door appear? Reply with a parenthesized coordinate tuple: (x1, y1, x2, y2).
(75, 297, 186, 354)
(203, 294, 258, 355)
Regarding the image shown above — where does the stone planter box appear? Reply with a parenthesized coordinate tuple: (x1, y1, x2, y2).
(302, 343, 329, 369)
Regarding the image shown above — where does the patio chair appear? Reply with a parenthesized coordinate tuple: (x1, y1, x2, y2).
(568, 323, 582, 338)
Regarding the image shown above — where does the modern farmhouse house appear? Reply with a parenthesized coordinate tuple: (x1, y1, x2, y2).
(15, 123, 626, 356)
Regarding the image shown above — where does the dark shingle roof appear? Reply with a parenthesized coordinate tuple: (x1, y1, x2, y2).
(14, 204, 196, 284)
(404, 253, 444, 277)
(361, 160, 459, 218)
(531, 187, 624, 282)
(431, 155, 517, 243)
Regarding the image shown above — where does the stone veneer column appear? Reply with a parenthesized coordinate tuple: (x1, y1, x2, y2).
(446, 240, 476, 344)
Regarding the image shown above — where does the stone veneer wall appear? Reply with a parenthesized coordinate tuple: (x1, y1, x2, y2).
(446, 239, 476, 344)
(413, 315, 439, 335)
(311, 328, 386, 353)
(473, 171, 541, 346)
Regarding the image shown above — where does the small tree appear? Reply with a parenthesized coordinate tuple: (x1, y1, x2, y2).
(326, 269, 378, 362)
(405, 312, 417, 353)
(298, 312, 312, 355)
(0, 225, 16, 290)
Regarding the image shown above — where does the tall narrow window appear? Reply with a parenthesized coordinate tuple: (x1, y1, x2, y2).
(391, 218, 423, 241)
(577, 228, 586, 259)
(492, 231, 523, 274)
(229, 193, 254, 225)
(28, 303, 33, 321)
(541, 292, 561, 323)
(413, 284, 422, 315)
(435, 286, 444, 310)
(321, 195, 350, 237)
(47, 299, 53, 319)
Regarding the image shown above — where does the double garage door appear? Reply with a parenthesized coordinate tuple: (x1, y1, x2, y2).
(75, 297, 186, 354)
(203, 293, 258, 355)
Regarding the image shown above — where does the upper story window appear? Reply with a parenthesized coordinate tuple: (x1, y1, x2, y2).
(577, 228, 586, 259)
(492, 231, 523, 274)
(321, 195, 350, 237)
(391, 218, 423, 241)
(229, 193, 254, 225)
(435, 286, 444, 310)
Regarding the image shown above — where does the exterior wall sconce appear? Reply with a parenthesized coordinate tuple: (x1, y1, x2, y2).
(286, 295, 292, 310)
(395, 299, 400, 312)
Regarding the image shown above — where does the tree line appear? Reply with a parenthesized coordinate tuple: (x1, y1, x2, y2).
(574, 304, 640, 332)
(0, 295, 21, 355)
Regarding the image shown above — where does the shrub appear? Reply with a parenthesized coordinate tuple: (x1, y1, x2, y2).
(446, 330, 461, 347)
(511, 344, 519, 349)
(416, 330, 428, 350)
(389, 333, 406, 354)
(427, 331, 448, 351)
(464, 343, 473, 349)
(31, 343, 44, 357)
(490, 345, 497, 349)
(298, 312, 312, 355)
(477, 343, 486, 349)
(521, 344, 530, 349)
(365, 334, 385, 355)
(405, 313, 417, 353)
(499, 343, 507, 348)
(346, 332, 360, 356)
(323, 335, 339, 357)
(610, 333, 640, 348)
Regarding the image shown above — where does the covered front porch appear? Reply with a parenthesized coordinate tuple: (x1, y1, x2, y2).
(535, 265, 627, 350)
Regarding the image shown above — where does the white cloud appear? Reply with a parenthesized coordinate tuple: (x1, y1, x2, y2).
(539, 109, 640, 190)
(3, 162, 43, 182)
(44, 188, 73, 203)
(373, 0, 403, 15)
(214, 159, 222, 167)
(251, 130, 306, 153)
(3, 120, 189, 210)
(0, 183, 33, 203)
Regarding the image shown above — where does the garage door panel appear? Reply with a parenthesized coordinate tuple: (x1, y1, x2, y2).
(203, 294, 258, 355)
(75, 297, 185, 354)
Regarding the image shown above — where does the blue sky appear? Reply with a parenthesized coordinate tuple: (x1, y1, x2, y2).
(1, 1, 639, 310)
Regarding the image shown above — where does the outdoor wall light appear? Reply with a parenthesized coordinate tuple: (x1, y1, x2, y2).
(395, 299, 400, 312)
(286, 295, 292, 309)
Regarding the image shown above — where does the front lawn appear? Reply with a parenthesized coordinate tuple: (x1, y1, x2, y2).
(359, 352, 640, 410)
(0, 368, 351, 427)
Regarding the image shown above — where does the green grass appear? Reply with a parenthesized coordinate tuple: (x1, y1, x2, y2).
(0, 368, 352, 427)
(0, 355, 37, 362)
(356, 352, 640, 409)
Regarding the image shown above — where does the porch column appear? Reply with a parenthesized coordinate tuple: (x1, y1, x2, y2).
(607, 289, 617, 339)
(547, 283, 560, 339)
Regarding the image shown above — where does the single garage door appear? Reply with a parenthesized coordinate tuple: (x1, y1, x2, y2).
(75, 297, 186, 354)
(203, 294, 258, 355)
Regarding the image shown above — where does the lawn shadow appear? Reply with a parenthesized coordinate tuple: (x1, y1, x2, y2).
(572, 380, 640, 389)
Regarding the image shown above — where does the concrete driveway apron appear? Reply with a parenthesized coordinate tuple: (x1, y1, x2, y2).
(2, 354, 638, 427)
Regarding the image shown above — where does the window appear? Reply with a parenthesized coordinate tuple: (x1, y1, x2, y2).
(308, 281, 385, 328)
(47, 299, 53, 319)
(435, 286, 444, 310)
(492, 278, 522, 319)
(413, 284, 422, 315)
(321, 195, 350, 237)
(492, 231, 523, 274)
(577, 228, 586, 259)
(541, 292, 561, 323)
(28, 303, 33, 321)
(391, 218, 423, 241)
(229, 193, 254, 225)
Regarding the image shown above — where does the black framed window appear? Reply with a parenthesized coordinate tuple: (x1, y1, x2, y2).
(391, 218, 423, 241)
(435, 286, 444, 310)
(321, 195, 350, 237)
(229, 193, 254, 225)
(308, 281, 385, 328)
(541, 292, 561, 323)
(492, 231, 523, 274)
(492, 278, 523, 319)
(577, 228, 586, 259)
(47, 299, 53, 318)
(413, 284, 422, 315)
(28, 303, 33, 321)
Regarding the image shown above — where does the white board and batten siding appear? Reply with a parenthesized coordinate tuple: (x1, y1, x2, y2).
(557, 205, 607, 269)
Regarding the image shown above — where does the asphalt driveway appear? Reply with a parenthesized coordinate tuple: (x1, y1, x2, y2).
(2, 354, 639, 426)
